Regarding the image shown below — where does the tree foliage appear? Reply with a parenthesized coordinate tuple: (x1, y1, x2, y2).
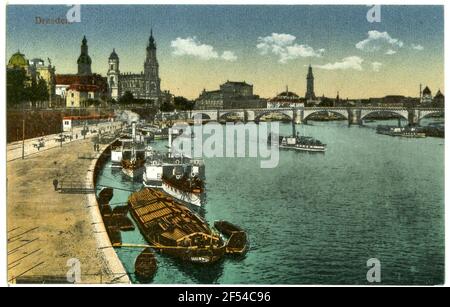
(6, 69, 49, 108)
(173, 96, 195, 111)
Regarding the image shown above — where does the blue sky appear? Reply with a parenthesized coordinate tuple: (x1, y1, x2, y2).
(6, 5, 444, 99)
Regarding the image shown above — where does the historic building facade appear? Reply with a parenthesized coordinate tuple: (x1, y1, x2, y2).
(268, 86, 305, 109)
(107, 31, 162, 102)
(195, 81, 267, 110)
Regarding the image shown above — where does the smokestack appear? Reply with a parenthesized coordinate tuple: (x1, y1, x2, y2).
(168, 128, 172, 157)
(132, 121, 136, 141)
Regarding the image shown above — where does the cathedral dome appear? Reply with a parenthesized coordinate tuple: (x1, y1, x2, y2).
(278, 91, 299, 98)
(8, 51, 28, 68)
(109, 49, 119, 60)
(423, 86, 431, 95)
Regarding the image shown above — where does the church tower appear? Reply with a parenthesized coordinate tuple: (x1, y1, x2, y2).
(144, 29, 161, 100)
(107, 49, 120, 100)
(77, 36, 92, 76)
(305, 65, 316, 101)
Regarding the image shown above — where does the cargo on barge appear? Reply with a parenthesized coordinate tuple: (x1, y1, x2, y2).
(128, 188, 225, 264)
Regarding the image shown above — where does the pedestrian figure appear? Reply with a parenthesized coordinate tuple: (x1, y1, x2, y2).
(76, 134, 78, 139)
(53, 179, 59, 191)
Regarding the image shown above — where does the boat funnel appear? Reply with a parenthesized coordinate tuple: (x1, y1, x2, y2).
(132, 122, 136, 141)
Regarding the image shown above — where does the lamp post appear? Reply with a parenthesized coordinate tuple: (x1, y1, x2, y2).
(22, 119, 25, 159)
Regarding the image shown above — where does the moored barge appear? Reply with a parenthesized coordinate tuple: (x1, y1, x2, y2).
(128, 188, 225, 264)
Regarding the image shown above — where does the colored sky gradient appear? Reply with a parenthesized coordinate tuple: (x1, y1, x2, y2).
(6, 5, 444, 99)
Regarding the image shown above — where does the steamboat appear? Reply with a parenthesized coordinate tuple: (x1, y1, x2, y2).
(269, 121, 326, 152)
(143, 128, 206, 207)
(112, 122, 153, 179)
(128, 188, 225, 264)
(376, 125, 426, 138)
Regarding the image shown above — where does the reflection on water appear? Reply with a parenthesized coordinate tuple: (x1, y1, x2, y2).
(96, 118, 444, 285)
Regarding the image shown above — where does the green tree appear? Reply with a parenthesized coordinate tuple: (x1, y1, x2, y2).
(6, 69, 29, 107)
(36, 78, 49, 107)
(160, 101, 175, 112)
(173, 96, 195, 111)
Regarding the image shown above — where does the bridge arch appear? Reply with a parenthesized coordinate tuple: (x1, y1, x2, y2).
(418, 110, 444, 122)
(303, 109, 348, 121)
(360, 110, 408, 122)
(254, 109, 293, 121)
(191, 113, 212, 120)
(219, 111, 245, 121)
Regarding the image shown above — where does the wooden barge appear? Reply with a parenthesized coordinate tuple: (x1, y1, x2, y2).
(128, 188, 226, 264)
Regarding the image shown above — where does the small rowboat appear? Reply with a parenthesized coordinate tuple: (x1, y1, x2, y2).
(135, 248, 157, 282)
(214, 220, 249, 256)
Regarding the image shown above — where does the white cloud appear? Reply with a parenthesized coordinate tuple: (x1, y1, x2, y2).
(257, 33, 324, 63)
(371, 61, 382, 72)
(385, 49, 397, 55)
(221, 50, 237, 61)
(314, 56, 364, 71)
(171, 37, 237, 61)
(411, 44, 424, 51)
(356, 30, 403, 53)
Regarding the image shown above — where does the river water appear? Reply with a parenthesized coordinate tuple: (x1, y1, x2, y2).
(95, 118, 444, 285)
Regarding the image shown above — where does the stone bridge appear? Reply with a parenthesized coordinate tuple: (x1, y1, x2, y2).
(160, 107, 444, 126)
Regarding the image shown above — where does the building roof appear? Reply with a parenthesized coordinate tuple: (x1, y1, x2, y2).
(109, 49, 119, 60)
(222, 81, 252, 87)
(55, 74, 105, 85)
(277, 91, 299, 98)
(423, 86, 431, 95)
(8, 51, 28, 68)
(435, 89, 444, 98)
(68, 84, 101, 92)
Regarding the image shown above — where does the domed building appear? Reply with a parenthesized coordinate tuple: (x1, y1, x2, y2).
(268, 86, 305, 108)
(7, 50, 29, 70)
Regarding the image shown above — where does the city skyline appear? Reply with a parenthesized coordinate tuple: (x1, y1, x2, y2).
(6, 5, 444, 100)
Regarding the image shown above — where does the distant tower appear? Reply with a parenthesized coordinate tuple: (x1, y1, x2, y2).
(77, 36, 92, 76)
(305, 65, 316, 101)
(107, 49, 120, 100)
(144, 29, 161, 100)
(421, 86, 433, 104)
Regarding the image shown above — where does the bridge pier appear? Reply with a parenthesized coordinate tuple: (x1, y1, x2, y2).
(348, 109, 362, 126)
(408, 109, 419, 126)
(294, 109, 302, 124)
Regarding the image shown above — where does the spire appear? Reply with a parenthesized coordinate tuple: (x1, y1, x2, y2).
(148, 29, 156, 49)
(82, 35, 87, 45)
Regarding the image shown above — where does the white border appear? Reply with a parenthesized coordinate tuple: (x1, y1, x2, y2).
(2, 0, 448, 288)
